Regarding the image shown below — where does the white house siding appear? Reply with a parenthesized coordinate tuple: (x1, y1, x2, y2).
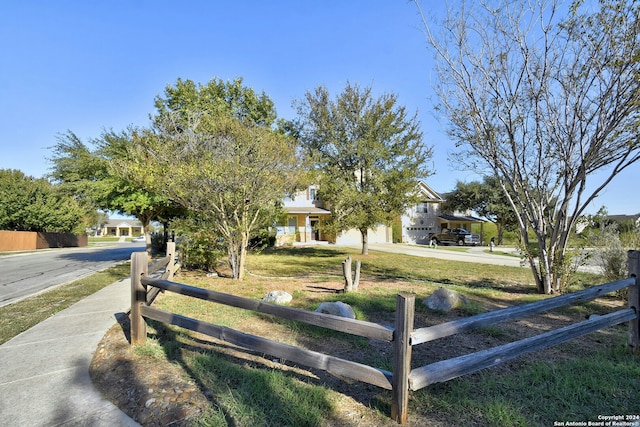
(401, 208, 440, 244)
(401, 182, 445, 244)
(335, 225, 392, 245)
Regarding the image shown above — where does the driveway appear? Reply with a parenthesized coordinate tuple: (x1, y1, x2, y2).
(361, 243, 524, 267)
(358, 243, 601, 274)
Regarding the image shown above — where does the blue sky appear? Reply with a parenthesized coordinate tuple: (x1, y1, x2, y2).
(1, 1, 637, 215)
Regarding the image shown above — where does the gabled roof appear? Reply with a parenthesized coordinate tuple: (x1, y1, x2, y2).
(415, 181, 445, 202)
(438, 214, 484, 223)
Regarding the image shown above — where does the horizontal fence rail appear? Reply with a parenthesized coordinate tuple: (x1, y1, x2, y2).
(411, 277, 635, 345)
(130, 249, 640, 424)
(410, 308, 637, 390)
(141, 278, 394, 342)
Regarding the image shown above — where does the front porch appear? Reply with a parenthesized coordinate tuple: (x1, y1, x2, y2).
(275, 207, 332, 246)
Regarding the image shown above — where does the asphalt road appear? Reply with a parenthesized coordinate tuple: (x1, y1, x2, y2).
(0, 242, 146, 307)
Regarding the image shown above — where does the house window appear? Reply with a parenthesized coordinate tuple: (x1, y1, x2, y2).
(417, 202, 429, 213)
(287, 217, 297, 234)
(309, 186, 319, 200)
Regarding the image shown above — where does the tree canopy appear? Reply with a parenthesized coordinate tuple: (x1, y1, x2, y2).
(296, 82, 432, 254)
(0, 169, 85, 233)
(443, 176, 518, 244)
(49, 130, 176, 249)
(418, 0, 640, 293)
(126, 77, 302, 279)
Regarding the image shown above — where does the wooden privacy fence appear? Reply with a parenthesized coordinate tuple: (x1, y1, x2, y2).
(130, 249, 640, 424)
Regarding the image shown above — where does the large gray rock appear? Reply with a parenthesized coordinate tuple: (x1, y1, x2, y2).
(423, 287, 469, 312)
(315, 301, 356, 319)
(262, 290, 293, 305)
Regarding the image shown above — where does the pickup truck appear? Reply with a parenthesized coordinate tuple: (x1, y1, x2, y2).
(428, 228, 481, 246)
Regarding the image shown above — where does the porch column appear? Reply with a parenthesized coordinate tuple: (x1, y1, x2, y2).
(305, 214, 311, 242)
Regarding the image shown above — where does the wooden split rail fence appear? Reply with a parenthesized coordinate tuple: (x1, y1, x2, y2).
(130, 249, 640, 424)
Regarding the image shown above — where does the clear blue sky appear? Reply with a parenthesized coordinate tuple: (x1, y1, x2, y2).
(1, 1, 637, 215)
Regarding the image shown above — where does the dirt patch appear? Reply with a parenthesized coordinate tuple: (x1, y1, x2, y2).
(90, 275, 626, 426)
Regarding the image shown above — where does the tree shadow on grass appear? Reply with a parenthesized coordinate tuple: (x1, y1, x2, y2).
(146, 319, 375, 427)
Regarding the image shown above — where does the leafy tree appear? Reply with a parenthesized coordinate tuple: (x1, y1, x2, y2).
(443, 176, 518, 244)
(295, 82, 432, 254)
(126, 77, 301, 280)
(417, 0, 640, 293)
(48, 131, 109, 225)
(0, 169, 85, 233)
(153, 77, 277, 128)
(49, 130, 177, 251)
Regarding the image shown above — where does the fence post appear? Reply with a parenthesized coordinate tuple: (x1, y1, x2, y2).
(166, 241, 176, 281)
(130, 251, 148, 345)
(391, 292, 415, 424)
(628, 250, 640, 352)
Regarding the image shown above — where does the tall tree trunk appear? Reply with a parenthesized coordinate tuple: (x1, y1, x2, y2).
(237, 232, 249, 281)
(228, 245, 239, 279)
(538, 240, 554, 295)
(360, 228, 369, 255)
(496, 219, 505, 245)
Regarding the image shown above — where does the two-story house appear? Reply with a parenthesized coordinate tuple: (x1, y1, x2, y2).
(275, 185, 392, 246)
(400, 181, 445, 245)
(276, 181, 483, 246)
(275, 185, 331, 246)
(400, 181, 485, 244)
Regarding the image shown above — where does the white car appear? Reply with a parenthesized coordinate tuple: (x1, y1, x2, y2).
(131, 236, 146, 242)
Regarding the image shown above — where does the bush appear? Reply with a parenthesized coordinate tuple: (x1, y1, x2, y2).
(151, 233, 166, 255)
(172, 217, 224, 272)
(178, 232, 224, 272)
(248, 227, 276, 250)
(589, 223, 628, 299)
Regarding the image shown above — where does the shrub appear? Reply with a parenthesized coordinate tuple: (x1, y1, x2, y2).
(172, 217, 224, 272)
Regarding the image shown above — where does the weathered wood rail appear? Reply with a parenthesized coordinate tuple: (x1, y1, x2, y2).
(130, 249, 640, 424)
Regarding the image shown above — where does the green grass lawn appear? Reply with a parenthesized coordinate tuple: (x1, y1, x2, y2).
(129, 246, 635, 426)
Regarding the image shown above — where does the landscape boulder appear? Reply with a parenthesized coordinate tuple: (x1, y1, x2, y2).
(315, 301, 356, 319)
(423, 287, 469, 312)
(262, 290, 293, 305)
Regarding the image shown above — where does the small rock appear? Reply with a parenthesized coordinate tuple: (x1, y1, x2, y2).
(262, 290, 293, 305)
(145, 398, 156, 408)
(315, 301, 356, 319)
(423, 287, 469, 312)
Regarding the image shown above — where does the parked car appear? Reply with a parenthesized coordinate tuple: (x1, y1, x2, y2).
(428, 228, 480, 246)
(131, 236, 146, 242)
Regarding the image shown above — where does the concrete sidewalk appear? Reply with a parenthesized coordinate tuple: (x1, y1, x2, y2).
(0, 278, 140, 426)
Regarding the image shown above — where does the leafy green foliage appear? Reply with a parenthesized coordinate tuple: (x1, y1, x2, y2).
(49, 130, 180, 246)
(153, 77, 277, 128)
(128, 77, 303, 279)
(443, 176, 518, 244)
(296, 82, 432, 254)
(0, 169, 85, 232)
(172, 215, 225, 272)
